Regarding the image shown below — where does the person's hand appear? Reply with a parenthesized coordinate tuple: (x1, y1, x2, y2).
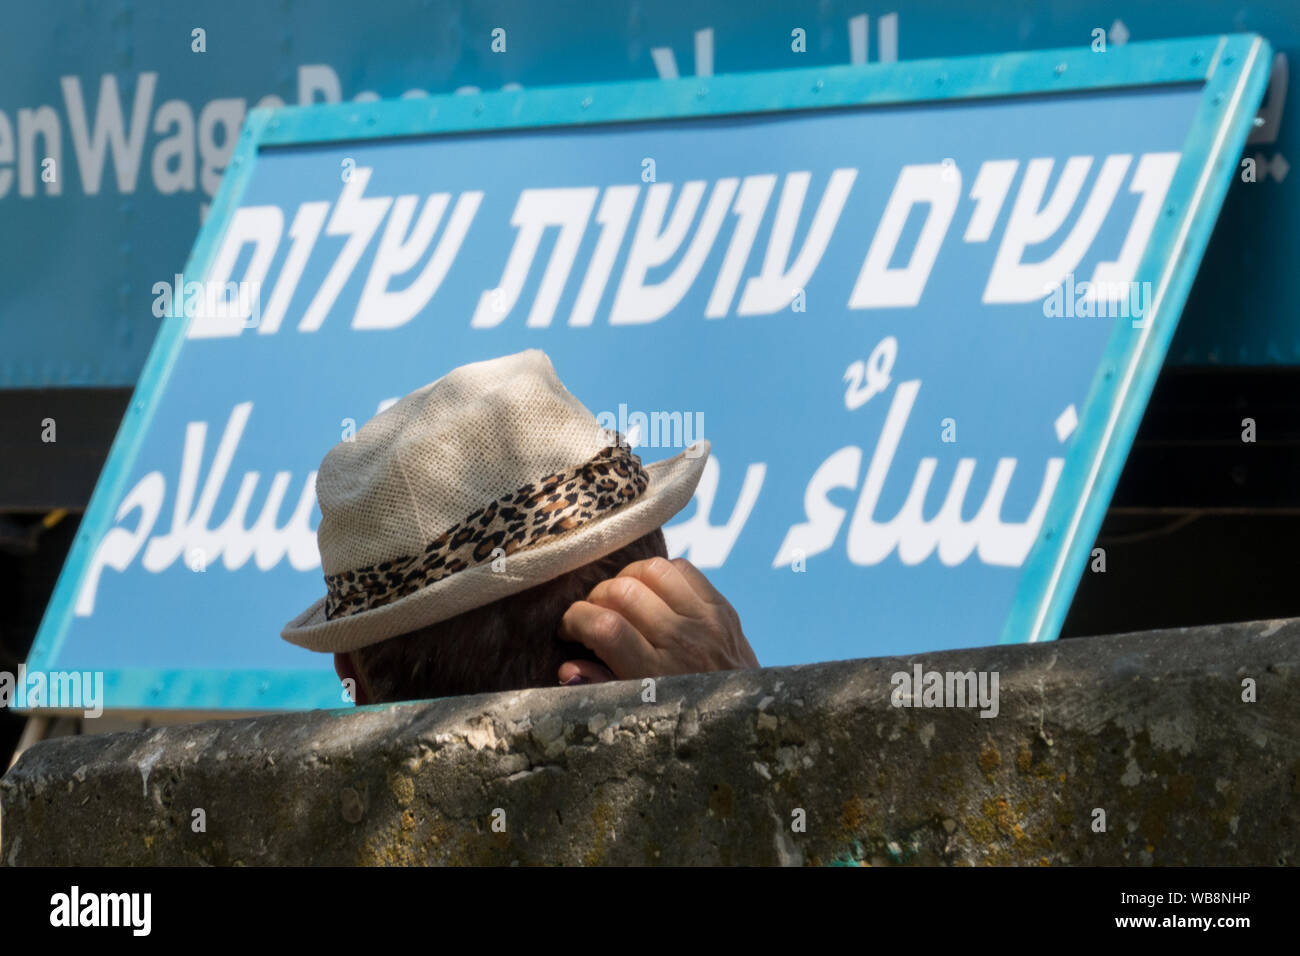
(557, 556, 758, 684)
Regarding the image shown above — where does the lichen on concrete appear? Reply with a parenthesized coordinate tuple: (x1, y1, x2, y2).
(2, 618, 1299, 865)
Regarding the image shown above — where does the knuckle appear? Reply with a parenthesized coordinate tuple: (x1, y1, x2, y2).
(645, 556, 675, 580)
(587, 579, 614, 604)
(721, 602, 741, 630)
(608, 576, 643, 606)
(682, 643, 713, 672)
(704, 620, 731, 647)
(592, 609, 626, 644)
(617, 558, 650, 579)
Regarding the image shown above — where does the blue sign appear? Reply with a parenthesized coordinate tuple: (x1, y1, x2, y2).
(27, 36, 1271, 710)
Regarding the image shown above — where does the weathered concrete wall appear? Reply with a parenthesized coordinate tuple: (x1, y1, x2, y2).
(3, 619, 1298, 865)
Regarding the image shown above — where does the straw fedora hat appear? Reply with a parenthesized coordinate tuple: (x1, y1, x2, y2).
(281, 349, 709, 653)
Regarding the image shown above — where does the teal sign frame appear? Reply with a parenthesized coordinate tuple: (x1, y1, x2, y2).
(26, 34, 1271, 712)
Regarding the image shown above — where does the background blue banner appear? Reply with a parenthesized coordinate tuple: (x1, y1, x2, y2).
(0, 1, 1294, 390)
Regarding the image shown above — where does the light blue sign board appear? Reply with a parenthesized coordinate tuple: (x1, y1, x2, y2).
(0, 2, 1295, 389)
(26, 37, 1271, 711)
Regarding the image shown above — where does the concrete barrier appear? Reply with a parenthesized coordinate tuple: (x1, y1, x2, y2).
(3, 618, 1298, 865)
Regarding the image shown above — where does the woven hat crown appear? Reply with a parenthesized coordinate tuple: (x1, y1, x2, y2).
(314, 350, 609, 576)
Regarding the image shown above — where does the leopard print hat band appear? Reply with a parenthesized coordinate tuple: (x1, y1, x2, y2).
(323, 438, 649, 621)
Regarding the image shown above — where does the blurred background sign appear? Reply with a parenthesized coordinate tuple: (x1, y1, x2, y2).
(22, 36, 1270, 710)
(0, 0, 1294, 399)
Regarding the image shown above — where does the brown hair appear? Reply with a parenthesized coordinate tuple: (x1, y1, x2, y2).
(351, 529, 668, 703)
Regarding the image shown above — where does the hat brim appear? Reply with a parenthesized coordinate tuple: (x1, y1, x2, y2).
(280, 440, 711, 654)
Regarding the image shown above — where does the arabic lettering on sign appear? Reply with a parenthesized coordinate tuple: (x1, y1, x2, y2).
(75, 357, 1077, 614)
